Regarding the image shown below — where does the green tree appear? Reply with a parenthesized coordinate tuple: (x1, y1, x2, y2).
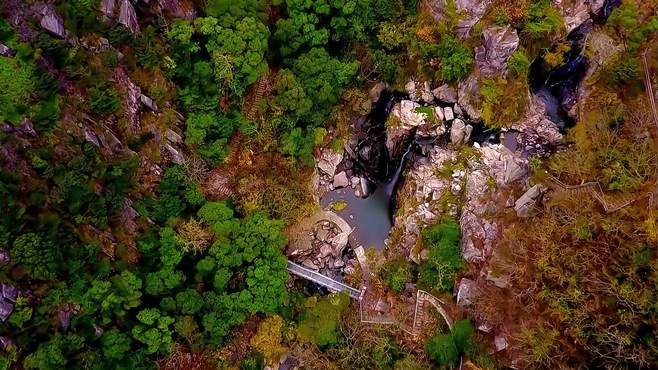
(102, 329, 133, 361)
(297, 293, 350, 347)
(11, 233, 58, 280)
(425, 334, 458, 367)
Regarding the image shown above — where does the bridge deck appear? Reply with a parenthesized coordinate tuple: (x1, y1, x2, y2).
(287, 261, 361, 299)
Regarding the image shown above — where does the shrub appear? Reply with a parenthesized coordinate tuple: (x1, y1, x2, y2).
(418, 219, 462, 292)
(297, 293, 350, 347)
(89, 83, 121, 115)
(425, 334, 458, 367)
(508, 50, 531, 77)
(523, 0, 563, 39)
(380, 258, 413, 293)
(436, 36, 473, 81)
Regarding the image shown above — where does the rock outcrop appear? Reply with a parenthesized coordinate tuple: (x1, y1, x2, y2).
(38, 3, 66, 38)
(512, 97, 563, 155)
(0, 44, 16, 58)
(553, 0, 606, 33)
(475, 25, 519, 77)
(119, 0, 140, 34)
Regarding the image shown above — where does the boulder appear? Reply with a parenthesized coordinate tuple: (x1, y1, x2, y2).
(369, 82, 387, 103)
(458, 75, 482, 120)
(443, 106, 454, 121)
(405, 80, 418, 101)
(474, 25, 519, 77)
(432, 84, 458, 103)
(425, 0, 492, 37)
(392, 100, 427, 128)
(0, 301, 13, 322)
(434, 106, 445, 121)
(165, 129, 182, 144)
(140, 94, 159, 111)
(512, 97, 563, 155)
(456, 278, 477, 307)
(0, 44, 16, 58)
(162, 144, 184, 164)
(450, 118, 472, 145)
(514, 184, 546, 217)
(494, 332, 509, 352)
(333, 171, 350, 189)
(317, 149, 343, 177)
(39, 4, 66, 38)
(553, 0, 605, 33)
(119, 0, 140, 34)
(479, 144, 527, 186)
(421, 81, 434, 103)
(101, 0, 116, 19)
(455, 0, 493, 37)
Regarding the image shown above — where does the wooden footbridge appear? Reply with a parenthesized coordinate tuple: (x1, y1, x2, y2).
(287, 260, 452, 335)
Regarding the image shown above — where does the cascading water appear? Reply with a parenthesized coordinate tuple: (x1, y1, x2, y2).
(321, 92, 412, 250)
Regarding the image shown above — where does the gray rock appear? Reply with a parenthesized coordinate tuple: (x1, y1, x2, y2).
(39, 5, 66, 38)
(84, 128, 101, 148)
(317, 149, 343, 177)
(512, 96, 563, 155)
(455, 0, 493, 37)
(474, 25, 519, 77)
(456, 278, 477, 307)
(319, 244, 333, 258)
(432, 84, 458, 103)
(316, 228, 330, 241)
(369, 82, 386, 103)
(443, 106, 454, 121)
(453, 104, 463, 117)
(140, 94, 159, 111)
(450, 119, 472, 145)
(421, 81, 434, 103)
(0, 249, 9, 263)
(434, 107, 445, 121)
(101, 0, 117, 19)
(554, 0, 603, 33)
(0, 300, 14, 322)
(514, 184, 546, 217)
(165, 129, 182, 144)
(458, 75, 482, 120)
(494, 332, 508, 352)
(405, 80, 418, 101)
(119, 0, 140, 34)
(163, 144, 184, 165)
(333, 171, 350, 189)
(0, 44, 16, 58)
(2, 284, 17, 303)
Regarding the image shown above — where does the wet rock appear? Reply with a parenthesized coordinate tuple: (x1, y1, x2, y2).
(450, 118, 472, 146)
(432, 84, 458, 103)
(0, 44, 16, 58)
(317, 148, 343, 177)
(356, 177, 370, 198)
(119, 0, 140, 34)
(333, 171, 350, 189)
(475, 25, 519, 77)
(514, 184, 546, 217)
(458, 75, 482, 120)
